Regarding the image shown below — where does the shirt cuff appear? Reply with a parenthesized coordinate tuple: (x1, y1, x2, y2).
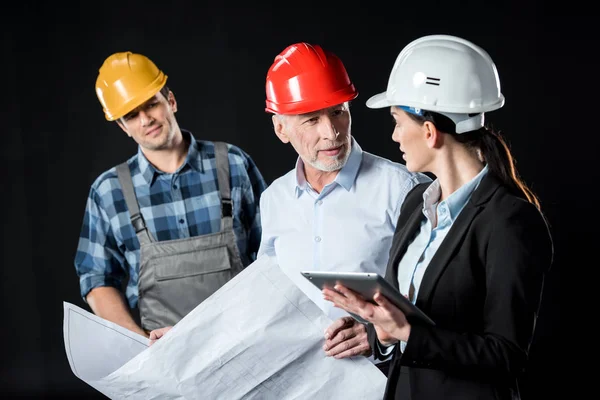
(377, 340, 396, 357)
(400, 340, 407, 353)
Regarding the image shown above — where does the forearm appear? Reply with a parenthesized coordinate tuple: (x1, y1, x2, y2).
(86, 286, 147, 337)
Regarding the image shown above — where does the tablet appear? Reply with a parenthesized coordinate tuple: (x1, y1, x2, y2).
(301, 270, 435, 326)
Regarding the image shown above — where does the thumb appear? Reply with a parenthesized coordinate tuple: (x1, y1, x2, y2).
(373, 292, 388, 306)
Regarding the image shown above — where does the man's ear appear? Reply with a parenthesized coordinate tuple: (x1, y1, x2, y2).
(423, 121, 443, 149)
(272, 115, 290, 144)
(168, 91, 177, 113)
(116, 120, 132, 137)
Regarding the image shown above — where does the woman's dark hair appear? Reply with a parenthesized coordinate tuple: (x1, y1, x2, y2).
(406, 111, 542, 212)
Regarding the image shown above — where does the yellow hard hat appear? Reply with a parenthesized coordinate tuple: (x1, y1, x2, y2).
(95, 51, 168, 121)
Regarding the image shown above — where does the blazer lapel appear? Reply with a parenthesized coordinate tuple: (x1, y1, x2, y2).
(415, 204, 480, 307)
(415, 174, 501, 307)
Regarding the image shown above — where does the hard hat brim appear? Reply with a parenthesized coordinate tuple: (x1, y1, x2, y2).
(104, 75, 167, 121)
(366, 92, 391, 109)
(266, 89, 358, 115)
(367, 91, 506, 114)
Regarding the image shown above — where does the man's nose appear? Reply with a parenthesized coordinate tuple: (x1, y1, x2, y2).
(140, 111, 153, 127)
(320, 117, 339, 140)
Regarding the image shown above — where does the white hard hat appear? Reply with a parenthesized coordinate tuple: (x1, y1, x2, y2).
(367, 34, 505, 133)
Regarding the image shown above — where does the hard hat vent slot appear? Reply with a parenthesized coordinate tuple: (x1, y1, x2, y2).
(426, 77, 440, 86)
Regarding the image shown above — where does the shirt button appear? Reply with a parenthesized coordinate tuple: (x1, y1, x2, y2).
(179, 219, 185, 224)
(317, 200, 323, 205)
(173, 184, 178, 190)
(315, 236, 321, 242)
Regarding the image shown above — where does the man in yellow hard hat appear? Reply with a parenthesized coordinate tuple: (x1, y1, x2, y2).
(74, 51, 267, 337)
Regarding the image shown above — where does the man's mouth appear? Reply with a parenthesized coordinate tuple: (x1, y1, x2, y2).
(320, 145, 342, 156)
(145, 126, 161, 136)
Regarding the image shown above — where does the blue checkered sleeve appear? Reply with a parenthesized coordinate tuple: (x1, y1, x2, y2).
(75, 179, 132, 298)
(229, 145, 268, 260)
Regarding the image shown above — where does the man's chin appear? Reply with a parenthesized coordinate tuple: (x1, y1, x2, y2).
(141, 139, 169, 152)
(313, 159, 347, 172)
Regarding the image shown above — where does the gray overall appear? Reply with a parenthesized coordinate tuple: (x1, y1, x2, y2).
(116, 142, 244, 331)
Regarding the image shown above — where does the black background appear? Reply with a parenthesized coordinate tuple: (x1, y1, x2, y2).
(2, 2, 589, 399)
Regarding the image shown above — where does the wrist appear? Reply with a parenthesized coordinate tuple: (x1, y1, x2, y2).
(395, 325, 411, 343)
(379, 338, 398, 347)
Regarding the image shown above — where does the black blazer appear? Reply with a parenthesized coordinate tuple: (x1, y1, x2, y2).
(368, 173, 553, 400)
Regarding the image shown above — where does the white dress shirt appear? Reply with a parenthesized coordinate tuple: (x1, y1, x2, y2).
(258, 138, 431, 321)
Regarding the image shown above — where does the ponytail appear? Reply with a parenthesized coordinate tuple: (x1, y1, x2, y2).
(461, 127, 541, 211)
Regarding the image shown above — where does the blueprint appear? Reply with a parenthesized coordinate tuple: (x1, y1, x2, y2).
(63, 256, 386, 399)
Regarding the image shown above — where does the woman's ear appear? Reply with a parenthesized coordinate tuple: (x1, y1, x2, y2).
(423, 121, 443, 149)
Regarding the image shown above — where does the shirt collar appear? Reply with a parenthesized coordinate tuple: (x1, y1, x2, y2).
(293, 137, 363, 196)
(422, 164, 489, 221)
(136, 130, 202, 186)
(183, 130, 203, 172)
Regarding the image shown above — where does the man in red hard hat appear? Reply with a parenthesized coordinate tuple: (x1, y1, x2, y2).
(259, 42, 431, 375)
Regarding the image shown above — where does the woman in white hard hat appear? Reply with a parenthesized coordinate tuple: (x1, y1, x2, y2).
(322, 35, 553, 400)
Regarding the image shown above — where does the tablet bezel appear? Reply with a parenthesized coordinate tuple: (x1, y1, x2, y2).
(300, 271, 435, 326)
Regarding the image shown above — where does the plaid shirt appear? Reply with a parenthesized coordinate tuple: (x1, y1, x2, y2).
(74, 130, 267, 308)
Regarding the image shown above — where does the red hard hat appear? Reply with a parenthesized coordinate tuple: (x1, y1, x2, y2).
(265, 43, 358, 114)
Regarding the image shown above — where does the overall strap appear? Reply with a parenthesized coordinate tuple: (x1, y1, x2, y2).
(115, 163, 153, 245)
(213, 142, 233, 221)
